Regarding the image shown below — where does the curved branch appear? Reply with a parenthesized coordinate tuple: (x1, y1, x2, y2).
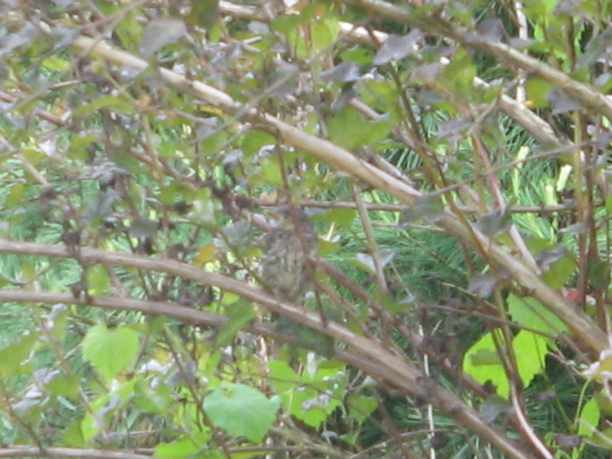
(59, 32, 607, 353)
(0, 240, 530, 458)
(337, 0, 612, 121)
(0, 445, 149, 458)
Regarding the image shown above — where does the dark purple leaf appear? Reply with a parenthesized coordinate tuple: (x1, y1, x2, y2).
(468, 273, 498, 298)
(140, 18, 188, 57)
(547, 88, 582, 115)
(475, 207, 512, 237)
(465, 19, 506, 43)
(410, 62, 441, 83)
(129, 218, 159, 238)
(400, 194, 444, 223)
(320, 62, 361, 84)
(536, 247, 567, 270)
(436, 116, 473, 139)
(553, 433, 582, 448)
(373, 30, 423, 65)
(480, 395, 511, 423)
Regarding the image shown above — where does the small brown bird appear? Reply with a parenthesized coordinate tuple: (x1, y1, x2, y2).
(261, 205, 318, 303)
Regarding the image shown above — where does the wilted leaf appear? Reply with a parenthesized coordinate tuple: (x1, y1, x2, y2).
(140, 18, 188, 57)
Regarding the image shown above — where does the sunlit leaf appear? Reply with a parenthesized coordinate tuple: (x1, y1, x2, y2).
(513, 330, 546, 387)
(0, 331, 40, 374)
(82, 325, 140, 382)
(463, 331, 509, 398)
(204, 383, 279, 442)
(507, 294, 568, 336)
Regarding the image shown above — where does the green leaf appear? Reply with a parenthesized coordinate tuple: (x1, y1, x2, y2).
(512, 330, 546, 388)
(216, 301, 256, 347)
(260, 157, 284, 186)
(154, 432, 212, 459)
(62, 420, 86, 447)
(462, 331, 509, 398)
(441, 50, 476, 95)
(0, 331, 40, 374)
(327, 106, 392, 150)
(526, 77, 553, 108)
(268, 360, 343, 428)
(72, 96, 132, 117)
(133, 379, 172, 415)
(576, 397, 600, 438)
(347, 394, 378, 423)
(47, 373, 81, 399)
(81, 324, 139, 381)
(203, 383, 279, 442)
(507, 294, 568, 336)
(240, 130, 276, 155)
(7, 184, 25, 207)
(86, 264, 110, 296)
(322, 207, 356, 227)
(186, 0, 220, 28)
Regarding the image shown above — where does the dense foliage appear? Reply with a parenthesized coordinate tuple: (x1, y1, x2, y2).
(1, 0, 612, 457)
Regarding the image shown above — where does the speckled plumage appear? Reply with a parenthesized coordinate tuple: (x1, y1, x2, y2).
(261, 207, 317, 302)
